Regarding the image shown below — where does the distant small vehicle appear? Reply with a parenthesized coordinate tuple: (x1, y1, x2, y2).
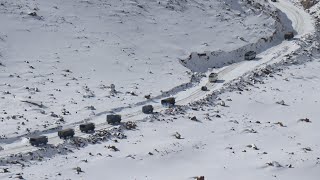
(201, 86, 208, 91)
(244, 51, 257, 60)
(107, 114, 122, 124)
(284, 32, 294, 40)
(209, 73, 218, 83)
(29, 136, 48, 146)
(161, 97, 175, 107)
(80, 123, 95, 133)
(271, 0, 277, 2)
(58, 128, 75, 139)
(142, 105, 154, 114)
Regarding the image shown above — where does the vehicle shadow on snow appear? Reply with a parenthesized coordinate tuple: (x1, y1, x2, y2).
(251, 57, 263, 61)
(215, 79, 225, 83)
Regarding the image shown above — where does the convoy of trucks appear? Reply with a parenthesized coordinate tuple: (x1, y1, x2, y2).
(30, 32, 298, 146)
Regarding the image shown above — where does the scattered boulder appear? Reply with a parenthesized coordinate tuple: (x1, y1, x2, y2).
(107, 145, 119, 151)
(190, 116, 199, 122)
(110, 84, 116, 94)
(276, 100, 286, 106)
(2, 168, 9, 173)
(28, 12, 37, 16)
(196, 176, 205, 180)
(298, 118, 311, 123)
(15, 175, 24, 179)
(266, 161, 283, 168)
(73, 167, 83, 174)
(174, 132, 182, 139)
(302, 147, 312, 152)
(274, 122, 286, 127)
(125, 121, 137, 130)
(247, 144, 259, 150)
(243, 128, 257, 133)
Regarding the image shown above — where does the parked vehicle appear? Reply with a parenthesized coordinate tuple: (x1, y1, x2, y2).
(29, 136, 48, 146)
(161, 97, 175, 107)
(209, 73, 218, 82)
(80, 123, 95, 133)
(271, 0, 277, 2)
(58, 128, 75, 139)
(142, 105, 154, 114)
(244, 51, 256, 60)
(107, 114, 122, 124)
(284, 32, 294, 40)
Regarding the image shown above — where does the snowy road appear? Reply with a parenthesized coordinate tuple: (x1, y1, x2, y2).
(175, 0, 314, 104)
(0, 0, 314, 158)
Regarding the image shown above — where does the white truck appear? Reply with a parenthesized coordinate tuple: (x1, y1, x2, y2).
(209, 72, 218, 83)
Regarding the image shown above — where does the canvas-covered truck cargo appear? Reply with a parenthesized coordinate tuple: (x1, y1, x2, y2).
(244, 51, 256, 60)
(107, 114, 122, 124)
(161, 97, 175, 107)
(209, 73, 218, 82)
(142, 105, 154, 114)
(284, 32, 294, 40)
(58, 128, 75, 139)
(29, 136, 48, 146)
(80, 123, 95, 133)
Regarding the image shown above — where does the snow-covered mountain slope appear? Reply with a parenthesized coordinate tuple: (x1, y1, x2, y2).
(0, 0, 319, 179)
(0, 0, 315, 158)
(5, 34, 320, 180)
(0, 0, 277, 136)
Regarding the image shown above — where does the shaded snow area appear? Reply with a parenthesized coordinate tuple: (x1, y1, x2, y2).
(0, 0, 276, 137)
(0, 0, 319, 179)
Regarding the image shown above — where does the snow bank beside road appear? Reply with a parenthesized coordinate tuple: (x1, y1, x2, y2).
(181, 0, 296, 72)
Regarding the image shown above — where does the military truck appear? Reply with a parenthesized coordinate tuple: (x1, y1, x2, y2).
(107, 114, 122, 124)
(58, 128, 75, 139)
(29, 136, 48, 146)
(284, 32, 294, 40)
(209, 73, 218, 83)
(80, 123, 95, 133)
(161, 97, 175, 107)
(142, 105, 154, 114)
(244, 51, 256, 60)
